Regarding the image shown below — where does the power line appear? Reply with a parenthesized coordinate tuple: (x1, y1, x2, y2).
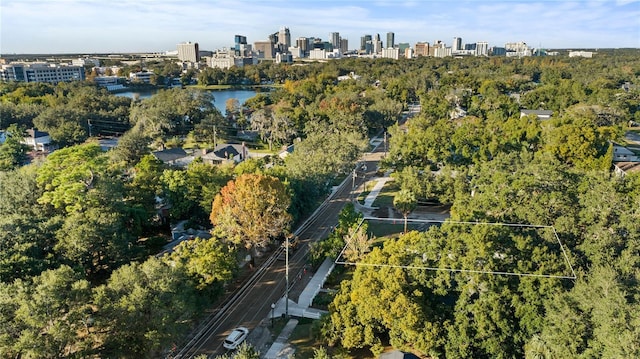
(334, 217, 577, 280)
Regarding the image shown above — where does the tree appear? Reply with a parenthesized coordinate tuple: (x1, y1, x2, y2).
(343, 225, 372, 262)
(33, 106, 88, 146)
(394, 189, 417, 233)
(0, 124, 30, 170)
(285, 121, 368, 184)
(36, 143, 109, 214)
(225, 98, 240, 119)
(249, 108, 296, 151)
(108, 128, 150, 166)
(93, 257, 198, 358)
(4, 266, 94, 358)
(164, 237, 236, 296)
(210, 173, 292, 251)
(55, 206, 133, 278)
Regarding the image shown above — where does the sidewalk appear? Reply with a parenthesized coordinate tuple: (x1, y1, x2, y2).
(261, 258, 334, 358)
(363, 175, 392, 208)
(263, 319, 298, 359)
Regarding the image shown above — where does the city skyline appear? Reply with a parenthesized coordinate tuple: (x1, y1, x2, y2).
(1, 0, 639, 54)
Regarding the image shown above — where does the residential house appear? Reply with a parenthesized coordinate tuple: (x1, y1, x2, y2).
(612, 143, 640, 177)
(22, 129, 52, 151)
(278, 144, 295, 159)
(613, 144, 640, 162)
(520, 109, 553, 120)
(152, 147, 189, 166)
(202, 143, 248, 165)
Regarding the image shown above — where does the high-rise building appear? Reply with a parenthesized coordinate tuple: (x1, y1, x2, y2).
(330, 32, 341, 48)
(340, 38, 349, 54)
(476, 41, 489, 56)
(386, 32, 395, 49)
(414, 42, 430, 57)
(452, 37, 462, 51)
(505, 42, 532, 57)
(296, 37, 309, 56)
(381, 47, 399, 60)
(361, 34, 372, 51)
(278, 26, 291, 48)
(374, 34, 382, 54)
(177, 41, 200, 62)
(234, 35, 247, 56)
(254, 40, 275, 59)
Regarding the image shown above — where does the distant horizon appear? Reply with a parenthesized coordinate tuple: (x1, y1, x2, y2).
(3, 47, 638, 58)
(2, 0, 639, 54)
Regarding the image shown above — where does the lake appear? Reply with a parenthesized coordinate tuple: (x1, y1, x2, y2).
(114, 88, 262, 113)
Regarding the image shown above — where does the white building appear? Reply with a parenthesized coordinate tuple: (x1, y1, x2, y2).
(22, 129, 52, 152)
(434, 46, 452, 58)
(476, 41, 489, 56)
(72, 58, 101, 67)
(129, 71, 154, 83)
(568, 51, 594, 58)
(177, 41, 200, 62)
(505, 42, 532, 57)
(381, 47, 400, 60)
(1, 63, 85, 83)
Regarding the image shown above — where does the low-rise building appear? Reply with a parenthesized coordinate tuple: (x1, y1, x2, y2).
(520, 109, 553, 120)
(129, 70, 154, 83)
(1, 63, 85, 83)
(22, 129, 52, 152)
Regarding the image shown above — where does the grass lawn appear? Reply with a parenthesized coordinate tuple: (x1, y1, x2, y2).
(289, 318, 323, 359)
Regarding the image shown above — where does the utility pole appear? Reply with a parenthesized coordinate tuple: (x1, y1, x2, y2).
(285, 236, 289, 318)
(213, 125, 217, 149)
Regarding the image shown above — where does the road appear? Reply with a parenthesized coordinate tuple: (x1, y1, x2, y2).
(172, 147, 384, 358)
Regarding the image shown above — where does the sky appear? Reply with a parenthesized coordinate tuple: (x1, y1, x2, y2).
(1, 0, 639, 54)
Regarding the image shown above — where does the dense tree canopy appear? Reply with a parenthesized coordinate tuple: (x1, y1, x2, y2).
(1, 50, 639, 357)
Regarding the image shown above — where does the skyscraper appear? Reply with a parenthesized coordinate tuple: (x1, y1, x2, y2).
(278, 26, 291, 48)
(361, 34, 372, 51)
(331, 32, 341, 49)
(177, 41, 200, 62)
(386, 32, 395, 49)
(340, 38, 349, 54)
(476, 41, 489, 56)
(453, 37, 462, 51)
(234, 35, 247, 56)
(374, 33, 382, 54)
(297, 37, 310, 56)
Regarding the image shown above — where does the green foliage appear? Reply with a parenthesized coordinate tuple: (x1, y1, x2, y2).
(36, 143, 109, 213)
(0, 124, 30, 170)
(309, 203, 364, 267)
(93, 257, 198, 358)
(0, 266, 94, 358)
(164, 237, 237, 295)
(55, 206, 134, 279)
(129, 88, 218, 141)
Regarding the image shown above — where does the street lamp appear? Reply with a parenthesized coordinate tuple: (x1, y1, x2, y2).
(271, 303, 276, 327)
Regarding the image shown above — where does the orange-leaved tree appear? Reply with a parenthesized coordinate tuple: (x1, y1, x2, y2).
(210, 173, 292, 250)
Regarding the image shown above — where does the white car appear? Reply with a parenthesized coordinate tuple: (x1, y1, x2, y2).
(223, 327, 249, 350)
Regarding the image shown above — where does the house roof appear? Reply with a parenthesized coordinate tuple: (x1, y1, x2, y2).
(378, 351, 420, 359)
(25, 129, 50, 139)
(520, 109, 553, 118)
(614, 162, 640, 174)
(278, 144, 295, 159)
(202, 143, 246, 162)
(152, 148, 188, 162)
